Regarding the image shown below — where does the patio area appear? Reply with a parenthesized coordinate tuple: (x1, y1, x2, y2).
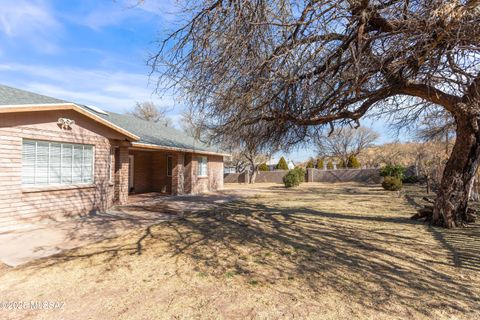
(0, 192, 237, 267)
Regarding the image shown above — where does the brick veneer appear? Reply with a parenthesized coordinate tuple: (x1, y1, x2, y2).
(114, 146, 129, 205)
(0, 110, 128, 231)
(0, 110, 225, 231)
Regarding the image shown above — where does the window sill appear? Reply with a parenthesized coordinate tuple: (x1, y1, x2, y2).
(197, 175, 208, 179)
(22, 183, 96, 193)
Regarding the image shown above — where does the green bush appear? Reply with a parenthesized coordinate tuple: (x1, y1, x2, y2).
(276, 156, 289, 170)
(258, 163, 269, 171)
(402, 175, 419, 184)
(382, 176, 403, 191)
(294, 167, 306, 182)
(347, 155, 361, 168)
(326, 161, 334, 169)
(283, 167, 306, 188)
(316, 158, 324, 169)
(380, 164, 405, 179)
(306, 160, 315, 168)
(338, 159, 346, 168)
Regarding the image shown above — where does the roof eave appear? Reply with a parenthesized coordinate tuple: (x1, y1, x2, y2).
(131, 142, 230, 157)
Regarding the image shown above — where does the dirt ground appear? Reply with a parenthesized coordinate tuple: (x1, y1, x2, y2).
(0, 183, 479, 320)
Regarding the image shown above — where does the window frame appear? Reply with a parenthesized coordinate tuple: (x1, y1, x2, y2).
(197, 156, 208, 177)
(108, 147, 114, 184)
(22, 139, 95, 186)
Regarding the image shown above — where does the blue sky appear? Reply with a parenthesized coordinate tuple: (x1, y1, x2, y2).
(0, 0, 403, 162)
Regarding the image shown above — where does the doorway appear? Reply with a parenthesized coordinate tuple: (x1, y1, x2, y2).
(128, 155, 134, 193)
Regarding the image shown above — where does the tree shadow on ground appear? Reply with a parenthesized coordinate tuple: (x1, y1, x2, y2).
(20, 185, 480, 317)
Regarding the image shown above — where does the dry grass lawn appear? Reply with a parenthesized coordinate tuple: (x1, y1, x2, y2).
(0, 183, 479, 319)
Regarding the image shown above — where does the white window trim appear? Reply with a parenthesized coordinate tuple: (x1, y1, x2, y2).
(22, 139, 95, 186)
(197, 156, 208, 178)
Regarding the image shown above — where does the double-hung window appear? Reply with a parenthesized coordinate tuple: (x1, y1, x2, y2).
(197, 156, 208, 177)
(22, 139, 94, 186)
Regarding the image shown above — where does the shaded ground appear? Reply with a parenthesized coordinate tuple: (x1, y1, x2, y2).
(0, 183, 479, 319)
(0, 192, 229, 267)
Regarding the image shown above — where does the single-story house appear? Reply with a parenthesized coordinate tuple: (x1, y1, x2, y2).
(0, 84, 228, 231)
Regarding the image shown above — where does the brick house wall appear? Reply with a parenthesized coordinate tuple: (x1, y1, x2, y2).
(0, 110, 128, 231)
(129, 150, 223, 196)
(186, 154, 224, 194)
(0, 109, 225, 231)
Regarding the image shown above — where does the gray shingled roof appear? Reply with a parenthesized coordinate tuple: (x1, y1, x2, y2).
(0, 84, 67, 106)
(97, 112, 221, 153)
(0, 84, 224, 155)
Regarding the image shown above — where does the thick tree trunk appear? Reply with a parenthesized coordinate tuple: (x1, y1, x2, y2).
(433, 109, 480, 228)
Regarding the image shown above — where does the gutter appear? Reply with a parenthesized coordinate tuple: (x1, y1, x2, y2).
(131, 142, 231, 157)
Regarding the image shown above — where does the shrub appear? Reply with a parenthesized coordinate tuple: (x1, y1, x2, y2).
(306, 160, 315, 168)
(338, 159, 346, 168)
(380, 164, 405, 179)
(382, 176, 403, 191)
(276, 156, 289, 170)
(347, 155, 361, 168)
(326, 161, 334, 169)
(258, 163, 269, 171)
(283, 167, 306, 188)
(402, 175, 419, 184)
(316, 158, 324, 169)
(293, 167, 306, 182)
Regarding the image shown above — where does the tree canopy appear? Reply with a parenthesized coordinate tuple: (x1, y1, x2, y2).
(151, 0, 480, 227)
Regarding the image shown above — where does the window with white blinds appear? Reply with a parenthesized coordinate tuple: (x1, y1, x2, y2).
(22, 140, 94, 185)
(197, 156, 208, 177)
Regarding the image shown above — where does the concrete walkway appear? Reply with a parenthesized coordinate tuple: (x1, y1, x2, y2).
(0, 192, 236, 267)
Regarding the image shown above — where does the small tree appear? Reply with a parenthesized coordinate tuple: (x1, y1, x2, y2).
(258, 163, 269, 171)
(306, 159, 315, 169)
(276, 157, 289, 170)
(129, 101, 171, 126)
(316, 127, 379, 169)
(316, 159, 324, 169)
(347, 155, 361, 169)
(326, 161, 334, 170)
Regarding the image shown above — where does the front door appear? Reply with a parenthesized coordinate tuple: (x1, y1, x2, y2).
(128, 155, 134, 193)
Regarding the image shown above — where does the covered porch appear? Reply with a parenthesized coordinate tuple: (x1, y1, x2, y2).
(112, 145, 187, 204)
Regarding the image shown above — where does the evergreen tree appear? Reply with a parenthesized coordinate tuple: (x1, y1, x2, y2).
(276, 156, 289, 170)
(326, 161, 334, 170)
(347, 155, 361, 169)
(306, 159, 315, 168)
(258, 163, 269, 171)
(316, 158, 324, 169)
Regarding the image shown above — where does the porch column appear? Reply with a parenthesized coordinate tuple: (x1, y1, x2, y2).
(184, 153, 193, 194)
(114, 146, 129, 204)
(172, 152, 185, 195)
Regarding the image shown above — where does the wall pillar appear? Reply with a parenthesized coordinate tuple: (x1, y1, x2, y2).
(184, 153, 193, 194)
(307, 168, 314, 182)
(244, 169, 251, 184)
(172, 152, 185, 195)
(114, 146, 129, 205)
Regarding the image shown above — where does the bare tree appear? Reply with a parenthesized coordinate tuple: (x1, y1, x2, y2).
(182, 105, 272, 182)
(129, 101, 172, 126)
(151, 0, 480, 228)
(315, 127, 378, 167)
(416, 108, 455, 154)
